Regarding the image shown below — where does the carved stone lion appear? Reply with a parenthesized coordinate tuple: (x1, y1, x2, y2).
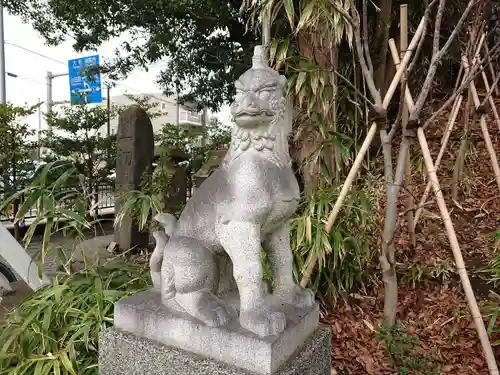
(150, 45, 314, 337)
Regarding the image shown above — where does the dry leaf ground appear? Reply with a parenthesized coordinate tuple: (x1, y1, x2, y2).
(326, 96, 500, 374)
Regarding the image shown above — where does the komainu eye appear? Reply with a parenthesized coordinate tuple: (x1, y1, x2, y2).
(259, 91, 270, 100)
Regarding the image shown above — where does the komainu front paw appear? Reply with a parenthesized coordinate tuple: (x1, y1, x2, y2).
(176, 291, 237, 328)
(277, 284, 315, 308)
(239, 304, 286, 337)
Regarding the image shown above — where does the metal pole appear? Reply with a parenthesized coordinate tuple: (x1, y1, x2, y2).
(46, 71, 53, 116)
(176, 92, 180, 125)
(106, 85, 110, 135)
(37, 98, 41, 159)
(0, 1, 6, 104)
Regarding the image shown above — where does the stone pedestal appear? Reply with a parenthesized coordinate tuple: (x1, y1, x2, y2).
(99, 289, 331, 375)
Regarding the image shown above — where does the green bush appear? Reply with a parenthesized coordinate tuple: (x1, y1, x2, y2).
(376, 323, 439, 375)
(0, 258, 151, 375)
(290, 184, 380, 305)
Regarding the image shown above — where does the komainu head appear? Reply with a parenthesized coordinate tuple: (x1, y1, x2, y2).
(230, 46, 287, 130)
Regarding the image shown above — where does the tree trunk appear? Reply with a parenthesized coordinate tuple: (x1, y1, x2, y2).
(374, 0, 394, 97)
(452, 90, 472, 201)
(380, 130, 410, 326)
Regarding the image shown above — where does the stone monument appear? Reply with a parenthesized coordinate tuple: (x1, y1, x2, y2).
(114, 105, 154, 251)
(194, 147, 228, 188)
(99, 46, 331, 375)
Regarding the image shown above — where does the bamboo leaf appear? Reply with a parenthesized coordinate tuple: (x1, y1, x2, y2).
(296, 1, 315, 32)
(295, 71, 307, 95)
(16, 189, 41, 220)
(283, 0, 294, 26)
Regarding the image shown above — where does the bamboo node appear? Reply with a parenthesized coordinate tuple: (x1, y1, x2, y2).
(407, 118, 420, 130)
(476, 102, 490, 115)
(368, 110, 387, 129)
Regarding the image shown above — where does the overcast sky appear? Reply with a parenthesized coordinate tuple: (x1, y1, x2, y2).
(4, 13, 232, 130)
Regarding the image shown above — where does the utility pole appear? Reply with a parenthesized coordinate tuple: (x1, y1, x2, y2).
(37, 98, 42, 160)
(176, 91, 180, 125)
(46, 70, 69, 119)
(107, 84, 111, 135)
(46, 71, 52, 116)
(0, 0, 6, 104)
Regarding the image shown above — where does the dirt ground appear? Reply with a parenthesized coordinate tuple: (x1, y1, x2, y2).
(327, 97, 500, 374)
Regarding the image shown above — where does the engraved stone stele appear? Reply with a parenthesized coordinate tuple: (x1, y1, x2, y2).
(114, 105, 154, 251)
(99, 46, 332, 375)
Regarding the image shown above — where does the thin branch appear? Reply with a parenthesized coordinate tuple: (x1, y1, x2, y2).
(422, 42, 500, 129)
(432, 0, 447, 58)
(332, 70, 377, 109)
(327, 0, 355, 26)
(348, 0, 382, 108)
(387, 78, 407, 142)
(479, 68, 500, 107)
(380, 129, 393, 186)
(410, 0, 479, 121)
(407, 6, 431, 76)
(362, 0, 373, 75)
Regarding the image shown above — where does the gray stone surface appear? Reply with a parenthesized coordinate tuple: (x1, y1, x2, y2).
(148, 45, 312, 339)
(113, 289, 319, 374)
(99, 324, 331, 375)
(114, 104, 154, 251)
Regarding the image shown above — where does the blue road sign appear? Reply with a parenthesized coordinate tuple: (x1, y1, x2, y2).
(68, 55, 103, 105)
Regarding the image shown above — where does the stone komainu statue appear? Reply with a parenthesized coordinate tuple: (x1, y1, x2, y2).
(150, 45, 314, 337)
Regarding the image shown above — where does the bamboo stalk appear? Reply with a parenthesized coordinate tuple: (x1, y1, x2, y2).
(388, 39, 415, 111)
(479, 115, 500, 191)
(388, 42, 465, 228)
(299, 122, 377, 288)
(400, 4, 415, 247)
(414, 94, 463, 226)
(417, 128, 499, 375)
(478, 59, 500, 132)
(465, 58, 500, 193)
(484, 43, 499, 96)
(452, 89, 472, 201)
(383, 17, 425, 109)
(300, 12, 426, 287)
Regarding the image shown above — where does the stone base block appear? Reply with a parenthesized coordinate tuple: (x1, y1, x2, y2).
(109, 289, 321, 374)
(99, 325, 332, 375)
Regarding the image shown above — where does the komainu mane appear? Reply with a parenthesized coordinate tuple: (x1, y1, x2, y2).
(150, 45, 313, 338)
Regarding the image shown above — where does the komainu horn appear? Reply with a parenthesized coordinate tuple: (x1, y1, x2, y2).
(150, 45, 314, 337)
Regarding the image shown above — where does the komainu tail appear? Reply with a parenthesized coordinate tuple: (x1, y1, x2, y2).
(150, 213, 178, 295)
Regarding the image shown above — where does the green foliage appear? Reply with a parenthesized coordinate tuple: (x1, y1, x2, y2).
(0, 161, 93, 270)
(0, 257, 151, 375)
(486, 230, 500, 346)
(114, 188, 161, 232)
(155, 116, 231, 172)
(7, 0, 257, 111)
(116, 93, 163, 120)
(490, 229, 500, 283)
(376, 324, 440, 375)
(290, 184, 379, 303)
(114, 117, 230, 232)
(0, 103, 40, 197)
(400, 261, 455, 288)
(483, 291, 500, 347)
(42, 105, 116, 191)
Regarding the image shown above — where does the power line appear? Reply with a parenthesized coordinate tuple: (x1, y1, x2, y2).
(5, 41, 174, 104)
(5, 41, 66, 66)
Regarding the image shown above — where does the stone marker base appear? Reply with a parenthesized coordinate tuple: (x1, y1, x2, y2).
(99, 325, 331, 375)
